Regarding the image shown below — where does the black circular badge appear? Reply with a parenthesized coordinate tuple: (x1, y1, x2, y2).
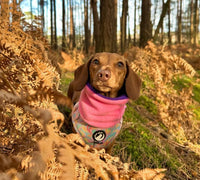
(92, 130, 106, 144)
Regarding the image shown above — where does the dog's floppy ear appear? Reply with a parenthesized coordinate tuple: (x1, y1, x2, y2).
(125, 62, 142, 100)
(72, 56, 93, 91)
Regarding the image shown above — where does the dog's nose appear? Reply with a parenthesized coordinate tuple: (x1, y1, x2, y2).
(97, 69, 111, 82)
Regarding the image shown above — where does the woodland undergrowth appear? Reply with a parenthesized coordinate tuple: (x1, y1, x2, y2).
(0, 13, 166, 180)
(1, 5, 200, 180)
(120, 42, 200, 179)
(128, 42, 200, 145)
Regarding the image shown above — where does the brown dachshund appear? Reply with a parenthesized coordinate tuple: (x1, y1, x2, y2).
(67, 52, 141, 153)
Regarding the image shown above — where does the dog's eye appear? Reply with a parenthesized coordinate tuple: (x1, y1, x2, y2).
(117, 61, 124, 67)
(93, 59, 99, 65)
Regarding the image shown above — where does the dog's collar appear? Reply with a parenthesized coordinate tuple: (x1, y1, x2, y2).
(86, 83, 128, 100)
(78, 83, 129, 128)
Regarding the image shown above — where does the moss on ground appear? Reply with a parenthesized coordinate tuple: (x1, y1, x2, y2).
(172, 74, 200, 103)
(135, 95, 158, 115)
(172, 74, 200, 121)
(60, 72, 74, 95)
(113, 103, 181, 177)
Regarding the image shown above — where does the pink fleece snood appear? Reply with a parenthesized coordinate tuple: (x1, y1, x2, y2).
(78, 83, 129, 128)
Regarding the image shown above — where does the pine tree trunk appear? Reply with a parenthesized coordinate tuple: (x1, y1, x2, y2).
(91, 0, 100, 52)
(53, 0, 57, 49)
(40, 0, 45, 34)
(100, 0, 117, 52)
(84, 0, 89, 54)
(128, 15, 131, 47)
(194, 0, 199, 46)
(69, 0, 75, 50)
(177, 0, 182, 43)
(62, 0, 66, 50)
(152, 0, 158, 28)
(168, 1, 171, 45)
(190, 0, 194, 44)
(120, 0, 128, 54)
(113, 0, 117, 52)
(161, 23, 164, 44)
(66, 0, 69, 43)
(140, 0, 152, 47)
(50, 0, 54, 47)
(89, 3, 92, 46)
(153, 0, 170, 41)
(133, 0, 137, 46)
(161, 0, 164, 44)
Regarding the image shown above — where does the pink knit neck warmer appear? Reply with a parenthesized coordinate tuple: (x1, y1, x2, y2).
(78, 83, 129, 128)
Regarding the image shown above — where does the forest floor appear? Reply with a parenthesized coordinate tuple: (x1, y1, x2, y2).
(1, 19, 200, 179)
(59, 42, 200, 179)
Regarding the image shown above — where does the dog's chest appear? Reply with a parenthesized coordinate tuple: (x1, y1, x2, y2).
(72, 102, 122, 149)
(71, 84, 129, 149)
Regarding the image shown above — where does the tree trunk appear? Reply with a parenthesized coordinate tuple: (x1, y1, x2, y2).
(50, 0, 54, 47)
(84, 0, 89, 54)
(194, 0, 199, 46)
(168, 0, 171, 45)
(161, 0, 164, 44)
(177, 0, 182, 43)
(120, 0, 128, 54)
(62, 0, 66, 50)
(66, 0, 69, 44)
(53, 0, 57, 49)
(128, 15, 131, 47)
(152, 0, 158, 28)
(161, 21, 164, 44)
(40, 0, 45, 34)
(140, 0, 152, 47)
(80, 2, 84, 47)
(89, 3, 92, 46)
(133, 0, 137, 46)
(190, 0, 194, 44)
(153, 0, 170, 41)
(100, 0, 117, 52)
(69, 0, 75, 50)
(91, 0, 100, 52)
(113, 0, 117, 52)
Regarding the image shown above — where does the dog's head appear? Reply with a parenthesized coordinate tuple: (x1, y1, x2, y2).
(72, 52, 141, 100)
